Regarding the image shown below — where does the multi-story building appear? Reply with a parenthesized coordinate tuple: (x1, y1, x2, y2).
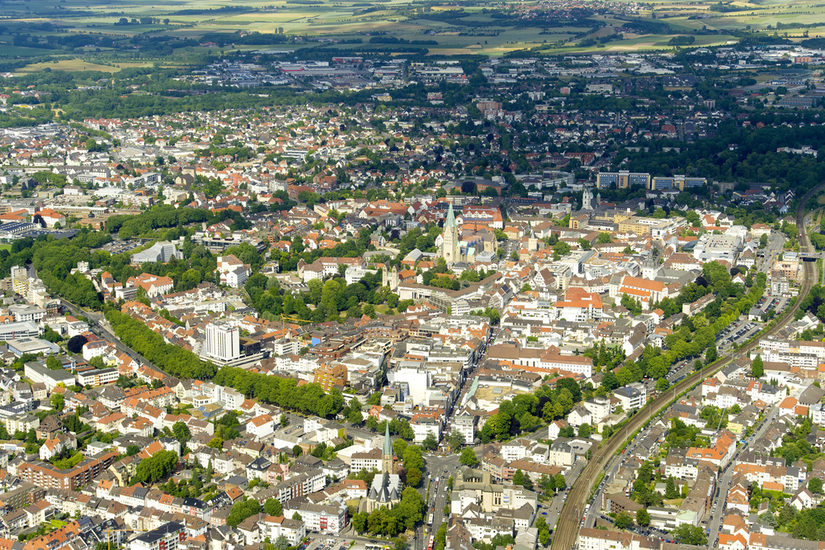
(596, 171, 650, 189)
(18, 452, 118, 491)
(350, 448, 382, 473)
(650, 175, 706, 191)
(613, 383, 647, 411)
(76, 368, 119, 387)
(452, 412, 476, 445)
(130, 521, 186, 550)
(204, 322, 240, 363)
(578, 527, 661, 550)
(314, 363, 347, 392)
(281, 501, 347, 534)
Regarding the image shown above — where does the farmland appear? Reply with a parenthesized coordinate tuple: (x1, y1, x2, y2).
(2, 0, 825, 69)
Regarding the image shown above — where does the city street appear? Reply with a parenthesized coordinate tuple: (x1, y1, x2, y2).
(706, 408, 778, 547)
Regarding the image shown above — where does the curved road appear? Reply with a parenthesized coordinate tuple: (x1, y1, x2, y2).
(550, 184, 823, 550)
(59, 298, 171, 379)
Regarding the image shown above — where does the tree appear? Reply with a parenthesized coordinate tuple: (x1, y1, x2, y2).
(126, 445, 140, 456)
(393, 439, 408, 459)
(620, 294, 642, 315)
(352, 512, 368, 532)
(347, 407, 364, 425)
(810, 477, 823, 494)
(46, 356, 62, 370)
(422, 432, 438, 451)
(752, 354, 764, 378)
(665, 477, 679, 499)
(292, 512, 302, 521)
(672, 525, 707, 546)
(132, 450, 178, 484)
(553, 241, 571, 259)
(406, 467, 422, 487)
(705, 341, 718, 365)
(553, 473, 566, 491)
(615, 512, 633, 530)
(460, 448, 479, 467)
(227, 497, 261, 527)
(264, 498, 283, 516)
(67, 335, 87, 354)
(447, 430, 464, 452)
(50, 393, 64, 412)
(636, 508, 650, 527)
(513, 469, 533, 490)
(433, 524, 446, 550)
(172, 421, 191, 448)
(292, 444, 303, 456)
(536, 516, 550, 546)
(403, 446, 425, 471)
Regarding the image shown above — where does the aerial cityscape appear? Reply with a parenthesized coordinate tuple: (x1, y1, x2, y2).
(5, 1, 825, 550)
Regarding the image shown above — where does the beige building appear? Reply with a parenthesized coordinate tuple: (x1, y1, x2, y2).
(450, 467, 537, 515)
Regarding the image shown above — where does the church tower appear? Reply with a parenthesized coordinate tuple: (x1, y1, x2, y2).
(441, 203, 460, 264)
(382, 423, 393, 473)
(581, 187, 594, 211)
(382, 265, 399, 292)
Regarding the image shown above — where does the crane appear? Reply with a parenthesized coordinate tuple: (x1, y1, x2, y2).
(280, 315, 312, 324)
(280, 315, 312, 332)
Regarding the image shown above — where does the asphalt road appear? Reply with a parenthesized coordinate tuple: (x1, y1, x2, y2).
(706, 407, 778, 547)
(549, 183, 823, 550)
(60, 298, 170, 378)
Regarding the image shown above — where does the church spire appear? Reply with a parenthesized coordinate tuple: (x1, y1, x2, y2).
(382, 423, 393, 473)
(383, 423, 392, 455)
(446, 202, 456, 228)
(441, 202, 460, 264)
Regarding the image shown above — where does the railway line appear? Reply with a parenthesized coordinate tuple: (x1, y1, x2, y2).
(550, 183, 823, 550)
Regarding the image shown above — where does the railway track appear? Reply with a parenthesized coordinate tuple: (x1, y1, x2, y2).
(550, 183, 823, 550)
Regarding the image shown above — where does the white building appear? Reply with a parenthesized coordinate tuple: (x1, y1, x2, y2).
(247, 414, 275, 439)
(452, 413, 476, 444)
(204, 323, 240, 362)
(130, 521, 185, 550)
(281, 502, 347, 534)
(583, 397, 611, 423)
(613, 383, 647, 411)
(412, 419, 441, 444)
(387, 366, 429, 405)
(217, 255, 251, 288)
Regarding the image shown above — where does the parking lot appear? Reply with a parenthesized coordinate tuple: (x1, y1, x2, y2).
(303, 538, 354, 550)
(717, 320, 760, 352)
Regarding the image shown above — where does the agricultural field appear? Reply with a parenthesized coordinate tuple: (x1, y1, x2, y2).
(2, 0, 825, 68)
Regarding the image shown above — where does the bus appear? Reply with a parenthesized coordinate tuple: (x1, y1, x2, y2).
(428, 536, 434, 550)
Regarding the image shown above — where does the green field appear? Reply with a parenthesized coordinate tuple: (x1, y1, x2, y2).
(1, 0, 825, 67)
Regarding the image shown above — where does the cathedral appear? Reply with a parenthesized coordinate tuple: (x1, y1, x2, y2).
(440, 203, 463, 264)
